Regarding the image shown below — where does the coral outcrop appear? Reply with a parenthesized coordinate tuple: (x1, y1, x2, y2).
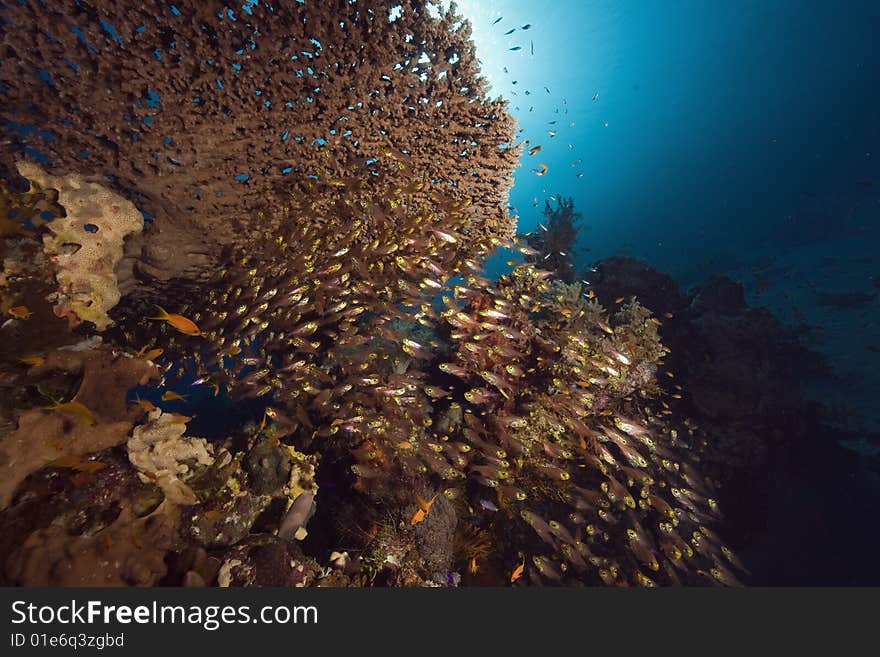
(5, 501, 180, 586)
(15, 163, 144, 329)
(521, 196, 582, 283)
(127, 408, 215, 505)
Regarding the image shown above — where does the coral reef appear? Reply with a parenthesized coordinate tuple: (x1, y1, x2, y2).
(584, 256, 832, 557)
(16, 162, 144, 329)
(0, 4, 760, 588)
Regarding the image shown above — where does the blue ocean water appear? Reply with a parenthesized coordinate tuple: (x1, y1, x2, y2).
(460, 0, 880, 432)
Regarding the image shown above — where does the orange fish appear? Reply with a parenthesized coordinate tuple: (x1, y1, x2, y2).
(209, 382, 221, 397)
(7, 305, 33, 319)
(139, 347, 164, 361)
(410, 508, 426, 525)
(416, 494, 437, 513)
(148, 305, 201, 336)
(167, 413, 192, 424)
(511, 561, 525, 583)
(664, 312, 674, 319)
(161, 390, 188, 402)
(587, 290, 595, 299)
(614, 297, 625, 304)
(133, 397, 157, 412)
(18, 355, 45, 366)
(48, 400, 96, 426)
(469, 557, 479, 574)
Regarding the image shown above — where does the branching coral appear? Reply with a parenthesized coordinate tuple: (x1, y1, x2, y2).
(521, 196, 582, 283)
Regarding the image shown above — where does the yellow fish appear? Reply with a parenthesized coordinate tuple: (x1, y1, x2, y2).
(137, 346, 164, 361)
(132, 397, 158, 412)
(18, 355, 45, 366)
(49, 456, 107, 473)
(47, 400, 96, 426)
(161, 390, 188, 402)
(7, 305, 33, 319)
(148, 305, 201, 336)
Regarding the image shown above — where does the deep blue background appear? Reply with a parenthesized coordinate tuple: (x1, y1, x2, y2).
(460, 0, 880, 433)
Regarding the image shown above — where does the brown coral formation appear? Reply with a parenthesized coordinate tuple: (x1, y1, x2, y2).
(0, 0, 519, 282)
(0, 343, 158, 509)
(5, 502, 180, 586)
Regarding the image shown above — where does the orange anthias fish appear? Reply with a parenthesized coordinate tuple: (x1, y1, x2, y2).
(18, 355, 45, 366)
(137, 345, 164, 361)
(47, 400, 96, 426)
(410, 508, 427, 525)
(132, 397, 158, 412)
(410, 494, 438, 526)
(161, 390, 188, 402)
(7, 305, 33, 319)
(416, 494, 437, 513)
(511, 561, 526, 583)
(148, 305, 201, 336)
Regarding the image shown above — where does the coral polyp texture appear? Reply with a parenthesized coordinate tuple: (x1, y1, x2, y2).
(0, 2, 745, 588)
(0, 0, 519, 280)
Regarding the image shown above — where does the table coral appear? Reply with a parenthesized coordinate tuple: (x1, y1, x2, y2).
(0, 0, 519, 281)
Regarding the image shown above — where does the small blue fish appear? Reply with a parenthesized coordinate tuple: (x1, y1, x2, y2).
(493, 16, 503, 25)
(480, 499, 499, 512)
